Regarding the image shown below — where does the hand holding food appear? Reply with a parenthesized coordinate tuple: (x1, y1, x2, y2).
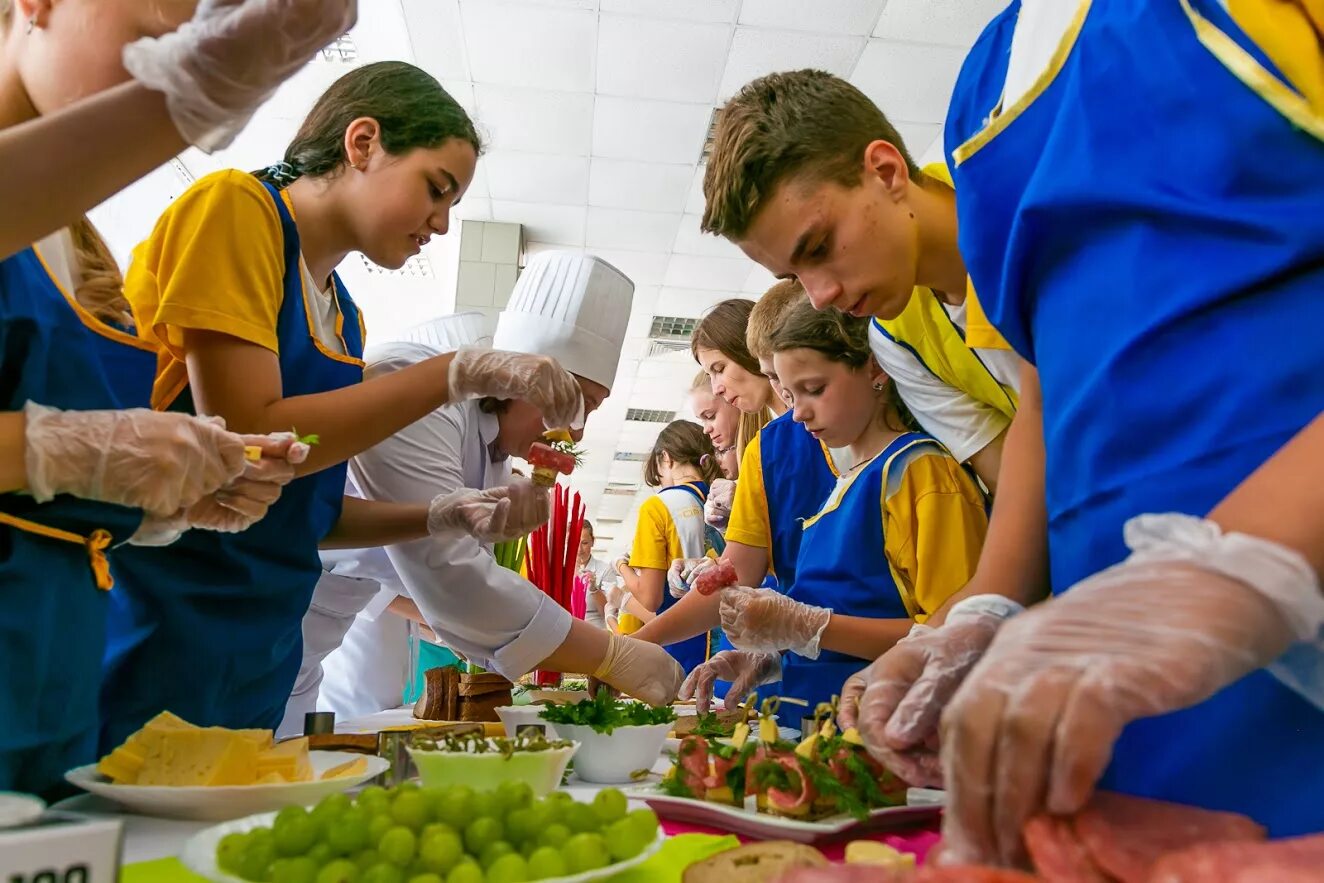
(689, 558, 738, 596)
(667, 556, 718, 599)
(719, 586, 831, 658)
(678, 649, 782, 714)
(427, 477, 550, 542)
(447, 346, 585, 429)
(593, 631, 685, 706)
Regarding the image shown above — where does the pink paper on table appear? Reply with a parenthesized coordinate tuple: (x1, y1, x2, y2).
(658, 818, 942, 864)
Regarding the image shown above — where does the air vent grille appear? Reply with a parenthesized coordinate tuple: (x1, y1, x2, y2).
(625, 409, 675, 424)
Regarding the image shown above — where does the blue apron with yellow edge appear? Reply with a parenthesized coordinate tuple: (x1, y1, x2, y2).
(656, 482, 715, 674)
(779, 434, 939, 713)
(101, 181, 365, 748)
(0, 244, 155, 795)
(946, 0, 1324, 835)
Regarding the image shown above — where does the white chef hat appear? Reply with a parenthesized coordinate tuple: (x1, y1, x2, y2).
(493, 251, 634, 390)
(363, 311, 493, 380)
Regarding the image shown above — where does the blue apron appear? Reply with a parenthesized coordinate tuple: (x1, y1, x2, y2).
(656, 482, 714, 674)
(101, 181, 365, 748)
(946, 0, 1324, 835)
(779, 434, 937, 712)
(0, 245, 154, 795)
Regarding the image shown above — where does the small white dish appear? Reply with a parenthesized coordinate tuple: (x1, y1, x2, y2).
(408, 739, 578, 797)
(0, 792, 45, 829)
(495, 704, 561, 739)
(553, 722, 673, 785)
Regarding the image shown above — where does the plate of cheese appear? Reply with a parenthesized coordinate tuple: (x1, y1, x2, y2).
(65, 712, 387, 821)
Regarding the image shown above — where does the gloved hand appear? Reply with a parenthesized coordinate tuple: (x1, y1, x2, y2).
(427, 477, 549, 543)
(447, 347, 585, 430)
(129, 433, 309, 545)
(593, 631, 685, 706)
(939, 514, 1324, 867)
(24, 402, 249, 517)
(122, 0, 357, 152)
(603, 582, 631, 625)
(839, 595, 1020, 788)
(719, 586, 831, 658)
(667, 556, 716, 600)
(704, 478, 735, 530)
(679, 649, 781, 714)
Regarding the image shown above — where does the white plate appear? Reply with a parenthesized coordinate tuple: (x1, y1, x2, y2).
(182, 809, 668, 882)
(663, 726, 798, 753)
(64, 751, 388, 821)
(628, 785, 943, 845)
(0, 792, 45, 829)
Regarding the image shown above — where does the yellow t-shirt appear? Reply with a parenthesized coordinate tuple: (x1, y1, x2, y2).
(629, 496, 684, 572)
(723, 434, 771, 551)
(1226, 0, 1324, 113)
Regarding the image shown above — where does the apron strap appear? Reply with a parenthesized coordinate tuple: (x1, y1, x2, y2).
(0, 511, 115, 590)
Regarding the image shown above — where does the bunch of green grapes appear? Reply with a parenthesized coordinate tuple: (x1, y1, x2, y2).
(214, 781, 660, 883)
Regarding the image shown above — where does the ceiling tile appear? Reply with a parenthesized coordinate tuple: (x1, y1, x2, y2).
(664, 254, 755, 291)
(400, 0, 471, 80)
(460, 1, 596, 92)
(850, 39, 967, 124)
(490, 200, 587, 246)
(588, 159, 692, 212)
(895, 121, 943, 163)
(482, 151, 589, 204)
(454, 197, 492, 221)
(600, 0, 738, 23)
(738, 0, 888, 36)
(672, 214, 747, 259)
(656, 286, 733, 317)
(742, 263, 780, 295)
(920, 134, 948, 168)
(590, 251, 671, 287)
(685, 166, 709, 215)
(472, 84, 594, 156)
(719, 27, 865, 100)
(586, 208, 682, 252)
(592, 96, 712, 164)
(596, 15, 731, 103)
(873, 0, 1008, 48)
(439, 80, 478, 119)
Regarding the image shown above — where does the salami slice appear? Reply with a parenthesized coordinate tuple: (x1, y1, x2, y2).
(1147, 832, 1324, 883)
(1073, 792, 1266, 883)
(1023, 815, 1110, 883)
(692, 559, 739, 596)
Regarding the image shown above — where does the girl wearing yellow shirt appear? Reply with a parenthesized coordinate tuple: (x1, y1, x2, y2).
(101, 62, 591, 746)
(681, 299, 989, 712)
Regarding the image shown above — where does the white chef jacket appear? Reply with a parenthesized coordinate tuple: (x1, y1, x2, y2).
(578, 555, 618, 630)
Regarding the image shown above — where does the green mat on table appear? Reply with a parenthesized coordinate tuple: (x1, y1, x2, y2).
(121, 833, 739, 883)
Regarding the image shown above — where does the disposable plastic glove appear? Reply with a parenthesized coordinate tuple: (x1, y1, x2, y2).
(679, 649, 781, 714)
(719, 585, 831, 658)
(939, 514, 1324, 868)
(593, 631, 685, 706)
(447, 347, 585, 430)
(839, 595, 1021, 788)
(603, 581, 629, 624)
(427, 477, 549, 543)
(128, 433, 308, 545)
(122, 0, 357, 152)
(667, 556, 716, 600)
(24, 402, 248, 517)
(704, 478, 735, 530)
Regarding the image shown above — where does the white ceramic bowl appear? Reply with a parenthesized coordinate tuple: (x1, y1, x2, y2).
(553, 723, 673, 784)
(495, 704, 560, 739)
(407, 740, 578, 797)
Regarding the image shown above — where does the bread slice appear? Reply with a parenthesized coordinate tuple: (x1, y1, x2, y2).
(682, 841, 828, 883)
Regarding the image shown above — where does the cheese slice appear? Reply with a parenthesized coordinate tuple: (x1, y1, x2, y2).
(257, 737, 313, 783)
(136, 728, 261, 786)
(320, 756, 369, 780)
(97, 710, 199, 783)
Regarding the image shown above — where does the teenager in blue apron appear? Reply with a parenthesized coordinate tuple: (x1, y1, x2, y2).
(682, 303, 988, 711)
(103, 62, 588, 747)
(933, 0, 1324, 853)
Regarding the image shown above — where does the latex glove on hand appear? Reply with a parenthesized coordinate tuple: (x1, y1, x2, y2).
(839, 595, 1021, 788)
(593, 632, 685, 706)
(427, 477, 550, 543)
(704, 478, 735, 530)
(939, 514, 1324, 868)
(24, 402, 249, 517)
(129, 433, 309, 545)
(719, 586, 831, 658)
(679, 649, 781, 714)
(447, 347, 585, 430)
(123, 0, 357, 152)
(667, 556, 716, 600)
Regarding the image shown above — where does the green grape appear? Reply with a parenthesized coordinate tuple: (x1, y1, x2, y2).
(525, 847, 566, 880)
(306, 843, 334, 867)
(484, 854, 528, 883)
(561, 803, 598, 834)
(355, 851, 383, 872)
(493, 781, 532, 814)
(560, 833, 609, 874)
(312, 792, 353, 826)
(379, 827, 418, 866)
(626, 808, 659, 840)
(434, 787, 474, 830)
(535, 823, 570, 851)
(418, 829, 464, 874)
(217, 831, 250, 873)
(357, 786, 391, 815)
(478, 842, 513, 870)
(541, 792, 573, 809)
(328, 808, 372, 856)
(274, 806, 320, 857)
(409, 876, 444, 883)
(391, 790, 431, 830)
(469, 791, 500, 820)
(518, 842, 538, 860)
(360, 864, 405, 883)
(604, 818, 648, 862)
(522, 800, 553, 831)
(501, 809, 537, 846)
(316, 858, 361, 883)
(590, 789, 627, 825)
(421, 787, 453, 817)
(463, 816, 504, 855)
(238, 836, 277, 881)
(445, 861, 484, 883)
(395, 782, 421, 794)
(419, 823, 457, 844)
(269, 856, 319, 883)
(369, 814, 395, 847)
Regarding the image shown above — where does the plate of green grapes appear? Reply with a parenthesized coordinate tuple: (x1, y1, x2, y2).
(182, 780, 665, 883)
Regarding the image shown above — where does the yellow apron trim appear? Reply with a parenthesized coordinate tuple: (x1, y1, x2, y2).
(0, 511, 115, 590)
(30, 244, 158, 354)
(282, 190, 366, 370)
(953, 0, 1094, 166)
(1180, 0, 1324, 141)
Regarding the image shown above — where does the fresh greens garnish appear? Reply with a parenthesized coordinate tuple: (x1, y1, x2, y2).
(691, 712, 732, 738)
(538, 687, 677, 734)
(292, 428, 320, 446)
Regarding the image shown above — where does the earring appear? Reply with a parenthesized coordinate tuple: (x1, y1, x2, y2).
(26, 17, 36, 34)
(872, 382, 886, 392)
